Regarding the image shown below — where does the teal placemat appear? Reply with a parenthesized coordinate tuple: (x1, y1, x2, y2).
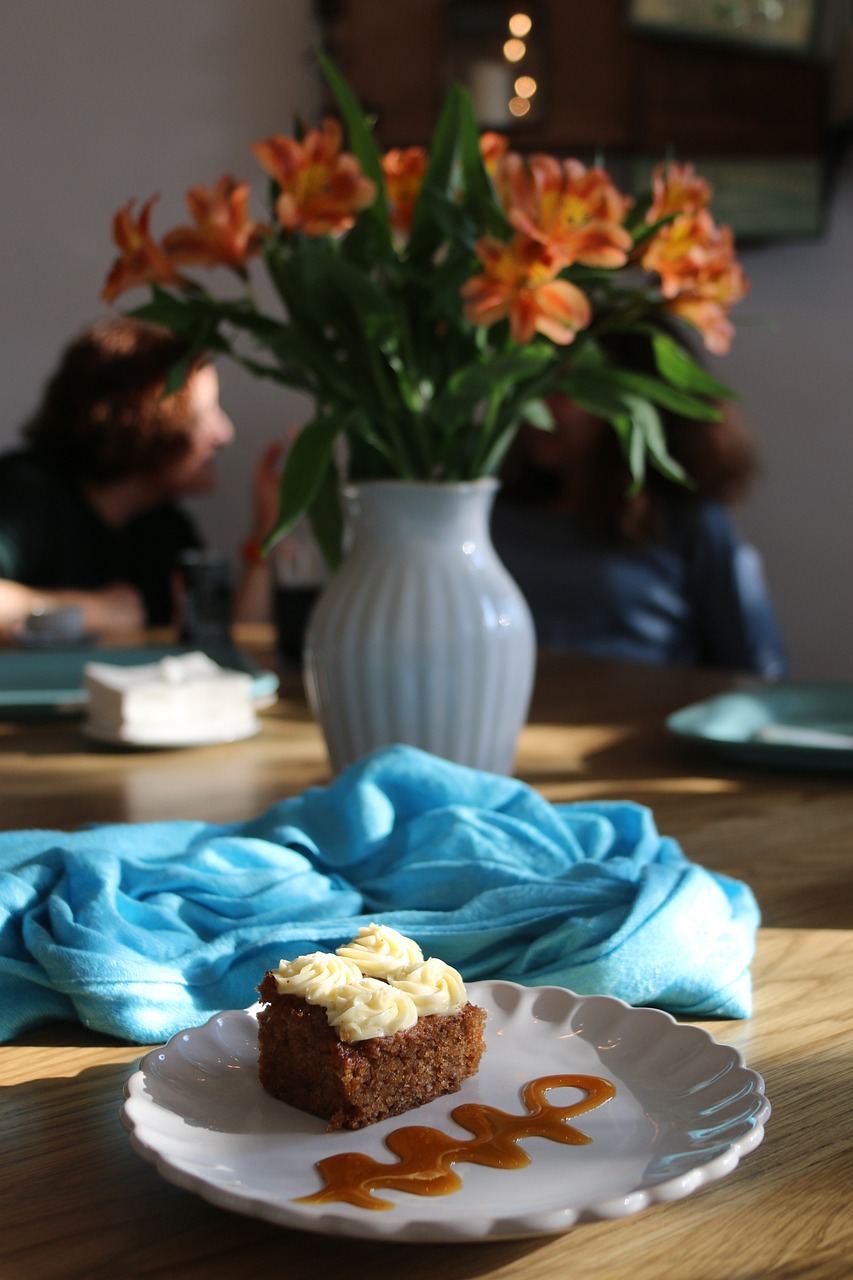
(667, 683, 853, 773)
(0, 644, 279, 718)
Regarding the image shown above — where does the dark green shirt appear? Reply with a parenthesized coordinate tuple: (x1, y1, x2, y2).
(0, 451, 203, 625)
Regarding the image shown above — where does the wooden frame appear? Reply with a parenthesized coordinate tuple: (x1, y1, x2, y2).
(627, 0, 822, 56)
(630, 154, 825, 241)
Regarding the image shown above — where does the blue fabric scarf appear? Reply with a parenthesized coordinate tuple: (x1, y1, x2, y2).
(0, 745, 759, 1043)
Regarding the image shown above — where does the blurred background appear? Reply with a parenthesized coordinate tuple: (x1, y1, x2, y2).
(2, 0, 851, 676)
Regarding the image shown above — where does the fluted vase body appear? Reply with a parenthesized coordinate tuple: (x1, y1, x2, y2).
(302, 479, 536, 775)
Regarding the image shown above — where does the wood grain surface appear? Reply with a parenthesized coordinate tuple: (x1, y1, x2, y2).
(2, 638, 851, 930)
(2, 929, 850, 1280)
(1, 634, 851, 1277)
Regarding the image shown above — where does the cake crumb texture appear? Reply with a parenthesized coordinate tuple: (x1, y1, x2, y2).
(256, 972, 487, 1130)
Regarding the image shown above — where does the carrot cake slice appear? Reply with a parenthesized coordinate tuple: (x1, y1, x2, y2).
(256, 924, 486, 1130)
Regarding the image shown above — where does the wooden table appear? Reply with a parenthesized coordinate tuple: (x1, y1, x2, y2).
(1, 638, 852, 1278)
(2, 639, 850, 930)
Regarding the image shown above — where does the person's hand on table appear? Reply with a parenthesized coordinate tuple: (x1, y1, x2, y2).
(76, 583, 146, 632)
(0, 578, 146, 639)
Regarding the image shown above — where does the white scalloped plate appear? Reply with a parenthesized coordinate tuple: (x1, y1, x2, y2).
(82, 718, 261, 749)
(120, 982, 770, 1242)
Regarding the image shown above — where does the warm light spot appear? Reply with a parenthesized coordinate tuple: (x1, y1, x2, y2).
(508, 12, 532, 37)
(514, 75, 537, 98)
(509, 96, 531, 117)
(503, 38, 526, 62)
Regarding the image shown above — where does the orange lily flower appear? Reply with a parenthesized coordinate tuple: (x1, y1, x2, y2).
(664, 296, 736, 356)
(479, 131, 509, 178)
(381, 146, 427, 236)
(664, 253, 749, 355)
(163, 176, 269, 272)
(640, 209, 716, 298)
(102, 196, 184, 303)
(641, 210, 742, 298)
(496, 152, 633, 269)
(462, 233, 591, 345)
(642, 210, 749, 353)
(647, 161, 712, 223)
(251, 118, 376, 237)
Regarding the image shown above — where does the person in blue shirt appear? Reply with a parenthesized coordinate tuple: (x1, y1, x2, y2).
(491, 327, 788, 680)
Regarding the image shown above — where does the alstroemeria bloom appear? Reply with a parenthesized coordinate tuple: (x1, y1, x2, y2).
(251, 118, 376, 237)
(498, 153, 633, 269)
(664, 251, 749, 355)
(642, 211, 748, 353)
(162, 176, 268, 272)
(641, 210, 734, 299)
(664, 295, 736, 356)
(102, 196, 184, 303)
(381, 146, 427, 236)
(462, 233, 591, 345)
(479, 131, 509, 177)
(647, 161, 712, 223)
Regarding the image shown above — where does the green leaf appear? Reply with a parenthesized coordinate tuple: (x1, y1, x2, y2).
(317, 48, 393, 264)
(620, 394, 687, 486)
(455, 85, 510, 238)
(320, 253, 398, 342)
(317, 48, 383, 185)
(430, 346, 554, 423)
(232, 353, 315, 394)
(604, 368, 723, 420)
(129, 289, 228, 350)
(162, 350, 198, 395)
(559, 370, 690, 487)
(420, 84, 462, 196)
(406, 87, 464, 261)
(625, 414, 647, 491)
(630, 209, 676, 251)
(554, 369, 636, 420)
(129, 288, 235, 394)
(519, 397, 555, 431)
(638, 403, 689, 485)
(477, 420, 521, 476)
(650, 330, 737, 399)
(264, 413, 345, 548)
(307, 462, 345, 571)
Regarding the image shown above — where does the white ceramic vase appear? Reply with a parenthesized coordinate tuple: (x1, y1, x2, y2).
(302, 479, 536, 775)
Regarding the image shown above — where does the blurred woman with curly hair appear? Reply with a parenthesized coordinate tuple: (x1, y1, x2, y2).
(0, 317, 236, 635)
(492, 323, 787, 679)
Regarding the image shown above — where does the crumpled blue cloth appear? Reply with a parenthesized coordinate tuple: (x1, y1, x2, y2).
(0, 745, 759, 1043)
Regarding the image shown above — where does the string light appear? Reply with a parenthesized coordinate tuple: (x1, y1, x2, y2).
(508, 12, 532, 38)
(514, 75, 537, 98)
(503, 37, 526, 62)
(508, 97, 531, 117)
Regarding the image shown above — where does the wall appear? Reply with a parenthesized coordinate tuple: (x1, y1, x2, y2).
(719, 152, 853, 679)
(0, 0, 318, 569)
(1, 1, 851, 679)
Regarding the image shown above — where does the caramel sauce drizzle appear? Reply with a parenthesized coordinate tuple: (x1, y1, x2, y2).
(295, 1073, 615, 1211)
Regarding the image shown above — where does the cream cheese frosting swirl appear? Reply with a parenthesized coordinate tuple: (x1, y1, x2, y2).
(272, 951, 362, 1004)
(335, 923, 424, 978)
(388, 957, 467, 1016)
(327, 977, 419, 1043)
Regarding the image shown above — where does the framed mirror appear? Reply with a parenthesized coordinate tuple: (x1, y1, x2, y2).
(627, 0, 822, 56)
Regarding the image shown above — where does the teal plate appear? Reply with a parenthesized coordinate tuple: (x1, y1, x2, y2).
(666, 683, 853, 773)
(0, 644, 279, 719)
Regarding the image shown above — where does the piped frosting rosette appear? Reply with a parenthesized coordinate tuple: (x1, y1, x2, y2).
(270, 923, 468, 1041)
(335, 923, 424, 976)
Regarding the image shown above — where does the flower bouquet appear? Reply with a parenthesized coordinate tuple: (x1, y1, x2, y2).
(103, 52, 748, 568)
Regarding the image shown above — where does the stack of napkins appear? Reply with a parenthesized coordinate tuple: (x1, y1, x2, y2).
(84, 651, 257, 744)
